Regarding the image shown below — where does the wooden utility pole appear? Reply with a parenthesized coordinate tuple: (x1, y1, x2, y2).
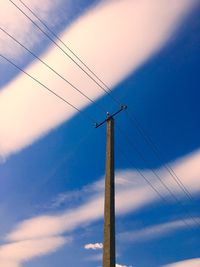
(103, 117, 115, 267)
(95, 105, 127, 267)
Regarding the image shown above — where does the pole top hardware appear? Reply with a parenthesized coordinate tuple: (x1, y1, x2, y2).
(95, 105, 127, 128)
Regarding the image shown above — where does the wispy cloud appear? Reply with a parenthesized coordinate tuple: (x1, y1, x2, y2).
(163, 258, 200, 267)
(1, 149, 200, 266)
(119, 218, 199, 243)
(0, 0, 61, 59)
(0, 236, 70, 267)
(7, 150, 200, 242)
(0, 0, 197, 158)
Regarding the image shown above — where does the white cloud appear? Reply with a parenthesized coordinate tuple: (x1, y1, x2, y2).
(84, 243, 103, 250)
(119, 218, 199, 243)
(0, 237, 67, 261)
(1, 149, 200, 266)
(7, 195, 104, 241)
(0, 237, 70, 267)
(163, 258, 200, 267)
(158, 149, 200, 197)
(0, 0, 198, 158)
(0, 260, 19, 267)
(0, 0, 61, 59)
(6, 149, 200, 242)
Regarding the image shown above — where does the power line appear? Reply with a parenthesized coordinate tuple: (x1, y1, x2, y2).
(125, 111, 195, 202)
(119, 150, 168, 204)
(17, 0, 120, 104)
(116, 126, 199, 218)
(8, 0, 196, 205)
(0, 0, 198, 230)
(117, 140, 199, 231)
(116, 124, 176, 197)
(0, 26, 107, 114)
(8, 0, 120, 106)
(2, 50, 196, 230)
(116, 124, 189, 201)
(0, 53, 96, 123)
(0, 27, 195, 220)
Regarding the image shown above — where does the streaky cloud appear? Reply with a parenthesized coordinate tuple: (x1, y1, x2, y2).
(163, 258, 200, 267)
(0, 0, 60, 60)
(119, 218, 199, 243)
(7, 150, 200, 242)
(0, 236, 70, 267)
(0, 0, 198, 158)
(1, 149, 200, 266)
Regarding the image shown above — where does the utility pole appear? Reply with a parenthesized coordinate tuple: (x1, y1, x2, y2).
(95, 105, 127, 267)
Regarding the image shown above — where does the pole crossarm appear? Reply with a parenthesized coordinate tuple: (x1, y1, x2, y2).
(95, 105, 127, 128)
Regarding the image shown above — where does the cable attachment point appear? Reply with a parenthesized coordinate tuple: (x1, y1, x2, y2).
(95, 104, 127, 128)
(121, 104, 128, 111)
(106, 112, 110, 118)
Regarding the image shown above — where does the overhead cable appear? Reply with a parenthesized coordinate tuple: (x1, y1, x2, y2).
(8, 0, 196, 205)
(0, 53, 96, 123)
(0, 27, 107, 114)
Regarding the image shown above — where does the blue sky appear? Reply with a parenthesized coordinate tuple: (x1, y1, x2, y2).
(0, 1, 200, 267)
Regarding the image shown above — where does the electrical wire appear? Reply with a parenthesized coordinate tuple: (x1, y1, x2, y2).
(0, 53, 96, 124)
(17, 0, 120, 104)
(125, 111, 195, 202)
(116, 124, 200, 227)
(8, 0, 120, 106)
(1, 50, 196, 230)
(9, 0, 194, 207)
(7, 0, 196, 206)
(0, 27, 107, 114)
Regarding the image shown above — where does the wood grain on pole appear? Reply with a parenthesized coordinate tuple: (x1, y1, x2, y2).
(103, 117, 115, 267)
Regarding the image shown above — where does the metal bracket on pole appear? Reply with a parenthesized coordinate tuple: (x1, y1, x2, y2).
(95, 105, 127, 128)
